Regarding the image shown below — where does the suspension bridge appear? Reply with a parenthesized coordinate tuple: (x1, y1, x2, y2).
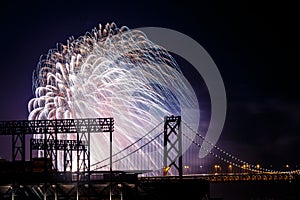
(0, 116, 299, 199)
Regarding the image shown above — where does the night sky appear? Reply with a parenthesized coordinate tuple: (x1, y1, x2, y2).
(0, 1, 299, 169)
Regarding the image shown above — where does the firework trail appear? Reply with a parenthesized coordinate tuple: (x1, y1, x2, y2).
(28, 22, 200, 172)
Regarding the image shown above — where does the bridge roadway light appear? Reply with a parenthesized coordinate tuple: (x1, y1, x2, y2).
(228, 164, 233, 173)
(184, 165, 190, 174)
(214, 165, 221, 173)
(285, 164, 290, 169)
(242, 164, 247, 173)
(163, 166, 170, 176)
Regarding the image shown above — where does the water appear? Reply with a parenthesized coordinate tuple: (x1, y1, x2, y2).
(210, 181, 300, 200)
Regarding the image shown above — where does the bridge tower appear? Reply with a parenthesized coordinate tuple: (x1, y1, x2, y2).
(163, 115, 183, 176)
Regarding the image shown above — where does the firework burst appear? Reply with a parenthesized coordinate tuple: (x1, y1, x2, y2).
(28, 22, 200, 171)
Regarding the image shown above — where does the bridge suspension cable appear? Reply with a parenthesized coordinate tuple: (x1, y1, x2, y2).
(91, 120, 164, 170)
(182, 120, 297, 174)
(96, 132, 164, 170)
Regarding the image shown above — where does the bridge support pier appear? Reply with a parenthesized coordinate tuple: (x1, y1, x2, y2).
(163, 115, 183, 176)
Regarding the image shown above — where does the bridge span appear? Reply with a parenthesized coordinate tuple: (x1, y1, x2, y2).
(140, 172, 298, 182)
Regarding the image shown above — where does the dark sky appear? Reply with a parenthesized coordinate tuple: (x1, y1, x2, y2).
(0, 1, 299, 169)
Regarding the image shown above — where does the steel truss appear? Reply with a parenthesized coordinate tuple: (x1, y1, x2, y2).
(0, 118, 114, 175)
(0, 118, 114, 199)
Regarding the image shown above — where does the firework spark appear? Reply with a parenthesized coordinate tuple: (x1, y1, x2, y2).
(28, 22, 200, 171)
